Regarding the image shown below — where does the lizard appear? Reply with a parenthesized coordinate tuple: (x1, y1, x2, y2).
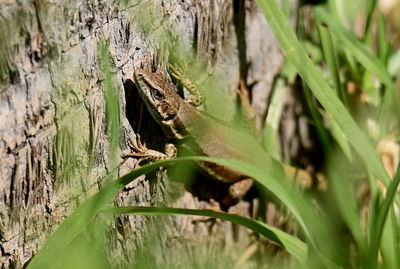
(123, 60, 326, 206)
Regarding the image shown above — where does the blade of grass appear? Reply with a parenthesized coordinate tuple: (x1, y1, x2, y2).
(364, 0, 377, 42)
(343, 51, 359, 82)
(173, 157, 340, 267)
(99, 41, 121, 168)
(255, 0, 391, 188)
(314, 8, 393, 89)
(327, 156, 365, 255)
(318, 25, 347, 107)
(377, 10, 390, 64)
(263, 76, 288, 158)
(368, 162, 400, 268)
(327, 0, 347, 28)
(368, 8, 394, 137)
(324, 112, 352, 161)
(302, 84, 332, 154)
(388, 49, 400, 76)
(101, 206, 308, 262)
(378, 85, 394, 138)
(28, 154, 333, 268)
(26, 159, 179, 269)
(380, 209, 399, 269)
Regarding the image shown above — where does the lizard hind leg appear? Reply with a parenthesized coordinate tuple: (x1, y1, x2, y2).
(222, 178, 254, 206)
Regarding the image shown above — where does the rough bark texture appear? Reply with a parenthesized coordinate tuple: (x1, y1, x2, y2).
(0, 0, 302, 268)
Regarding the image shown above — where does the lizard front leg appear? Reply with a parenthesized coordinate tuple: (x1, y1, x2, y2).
(169, 63, 203, 107)
(122, 135, 177, 166)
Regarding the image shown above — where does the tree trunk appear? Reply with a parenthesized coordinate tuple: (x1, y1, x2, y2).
(0, 0, 304, 268)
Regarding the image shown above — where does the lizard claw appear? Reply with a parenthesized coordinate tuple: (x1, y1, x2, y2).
(123, 134, 148, 157)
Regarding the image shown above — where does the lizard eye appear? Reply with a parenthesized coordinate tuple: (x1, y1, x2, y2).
(151, 89, 164, 101)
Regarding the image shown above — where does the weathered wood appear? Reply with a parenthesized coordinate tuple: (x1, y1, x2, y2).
(0, 0, 298, 267)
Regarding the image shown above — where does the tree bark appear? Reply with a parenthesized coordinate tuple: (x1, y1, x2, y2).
(0, 0, 302, 268)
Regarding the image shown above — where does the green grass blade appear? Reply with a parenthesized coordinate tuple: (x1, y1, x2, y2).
(368, 163, 400, 268)
(28, 154, 331, 268)
(327, 158, 365, 254)
(318, 25, 347, 106)
(255, 0, 390, 187)
(325, 114, 352, 160)
(101, 206, 308, 262)
(180, 158, 339, 267)
(27, 158, 193, 269)
(302, 85, 331, 153)
(388, 49, 400, 76)
(380, 209, 399, 269)
(98, 41, 121, 166)
(364, 0, 377, 41)
(314, 8, 393, 89)
(377, 10, 390, 64)
(263, 76, 290, 158)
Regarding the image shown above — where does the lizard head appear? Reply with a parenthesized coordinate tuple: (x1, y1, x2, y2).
(133, 61, 184, 139)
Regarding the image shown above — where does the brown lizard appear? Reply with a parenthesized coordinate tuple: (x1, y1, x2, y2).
(123, 60, 325, 205)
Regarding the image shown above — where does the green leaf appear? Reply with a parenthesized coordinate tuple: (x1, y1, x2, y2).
(388, 49, 400, 76)
(314, 7, 395, 136)
(28, 154, 328, 268)
(99, 41, 121, 168)
(326, 156, 365, 254)
(101, 206, 308, 262)
(377, 10, 390, 64)
(314, 8, 393, 89)
(380, 210, 399, 269)
(368, 162, 400, 268)
(364, 0, 378, 41)
(318, 25, 347, 107)
(27, 159, 182, 269)
(255, 0, 390, 189)
(323, 110, 352, 160)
